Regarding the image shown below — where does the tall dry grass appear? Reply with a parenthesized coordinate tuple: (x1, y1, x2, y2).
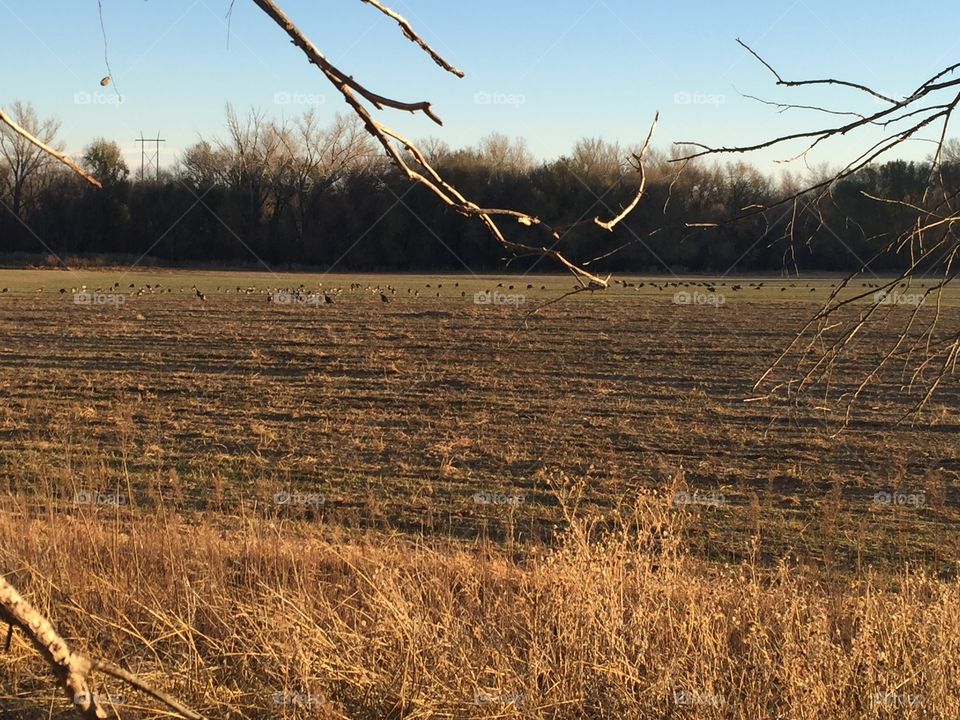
(1, 490, 957, 719)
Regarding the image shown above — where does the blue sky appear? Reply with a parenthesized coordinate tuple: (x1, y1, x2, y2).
(2, 0, 957, 174)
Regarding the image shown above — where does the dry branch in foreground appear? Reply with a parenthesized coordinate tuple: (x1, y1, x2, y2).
(0, 108, 101, 190)
(250, 0, 657, 290)
(677, 39, 960, 421)
(0, 573, 205, 719)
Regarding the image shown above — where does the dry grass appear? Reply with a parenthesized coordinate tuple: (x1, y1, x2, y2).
(1, 494, 958, 719)
(1, 271, 959, 718)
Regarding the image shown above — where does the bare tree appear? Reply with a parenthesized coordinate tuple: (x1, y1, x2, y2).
(0, 102, 71, 216)
(477, 132, 534, 175)
(285, 112, 379, 242)
(569, 137, 625, 183)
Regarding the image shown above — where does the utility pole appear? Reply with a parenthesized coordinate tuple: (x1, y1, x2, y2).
(135, 132, 166, 182)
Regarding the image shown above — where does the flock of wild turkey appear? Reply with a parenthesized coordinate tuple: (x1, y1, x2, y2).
(0, 279, 928, 301)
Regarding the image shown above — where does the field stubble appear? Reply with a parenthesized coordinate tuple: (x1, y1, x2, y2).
(0, 271, 958, 718)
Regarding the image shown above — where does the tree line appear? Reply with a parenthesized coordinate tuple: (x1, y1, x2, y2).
(1, 101, 956, 273)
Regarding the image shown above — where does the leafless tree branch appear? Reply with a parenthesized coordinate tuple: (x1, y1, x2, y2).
(677, 39, 960, 422)
(0, 573, 204, 719)
(0, 107, 101, 189)
(250, 0, 655, 289)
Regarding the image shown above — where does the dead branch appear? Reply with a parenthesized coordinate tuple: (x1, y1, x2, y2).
(0, 573, 107, 719)
(0, 573, 205, 720)
(357, 0, 464, 78)
(250, 0, 656, 289)
(0, 107, 101, 189)
(676, 39, 960, 422)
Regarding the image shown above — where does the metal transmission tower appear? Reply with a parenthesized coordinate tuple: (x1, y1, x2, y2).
(135, 133, 166, 182)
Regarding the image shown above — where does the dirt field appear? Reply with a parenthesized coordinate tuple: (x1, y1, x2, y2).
(3, 269, 960, 719)
(1, 269, 957, 572)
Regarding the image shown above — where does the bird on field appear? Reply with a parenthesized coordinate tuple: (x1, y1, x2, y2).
(324, 294, 334, 305)
(0, 288, 6, 293)
(732, 285, 742, 291)
(380, 293, 390, 303)
(59, 288, 66, 294)
(195, 288, 206, 301)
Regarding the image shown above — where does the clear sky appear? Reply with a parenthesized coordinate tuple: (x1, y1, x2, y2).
(2, 0, 957, 175)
